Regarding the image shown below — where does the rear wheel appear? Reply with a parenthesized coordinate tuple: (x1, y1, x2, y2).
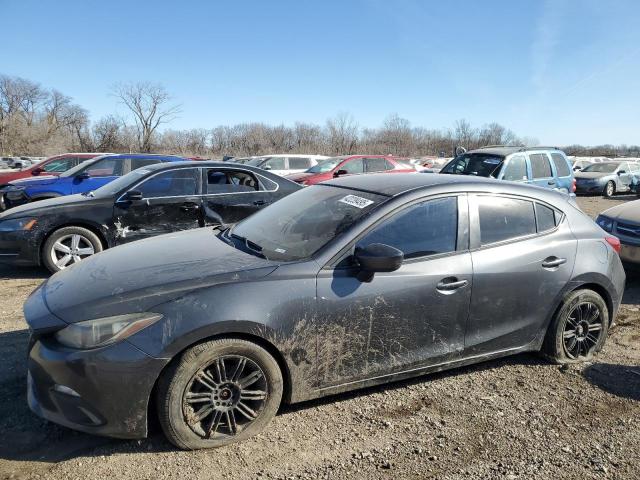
(42, 226, 103, 273)
(542, 289, 609, 363)
(604, 181, 615, 198)
(157, 338, 283, 450)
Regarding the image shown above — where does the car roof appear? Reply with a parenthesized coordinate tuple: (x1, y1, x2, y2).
(465, 146, 565, 157)
(138, 160, 264, 171)
(323, 172, 571, 203)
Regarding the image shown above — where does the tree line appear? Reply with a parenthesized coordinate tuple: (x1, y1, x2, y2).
(1, 73, 638, 159)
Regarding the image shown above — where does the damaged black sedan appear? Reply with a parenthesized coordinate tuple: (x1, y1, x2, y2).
(25, 174, 625, 449)
(0, 161, 300, 272)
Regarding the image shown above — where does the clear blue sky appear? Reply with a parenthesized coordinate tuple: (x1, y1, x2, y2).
(2, 0, 639, 145)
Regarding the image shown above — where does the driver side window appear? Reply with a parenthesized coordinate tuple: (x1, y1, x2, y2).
(502, 155, 528, 181)
(342, 158, 364, 174)
(137, 169, 199, 198)
(356, 197, 458, 260)
(43, 157, 75, 172)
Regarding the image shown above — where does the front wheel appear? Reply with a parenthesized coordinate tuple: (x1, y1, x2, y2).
(157, 338, 283, 450)
(542, 289, 609, 363)
(604, 181, 615, 198)
(42, 226, 103, 273)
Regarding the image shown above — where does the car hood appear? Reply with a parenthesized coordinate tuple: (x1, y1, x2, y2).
(574, 172, 611, 180)
(37, 228, 279, 323)
(600, 199, 640, 223)
(285, 172, 318, 182)
(0, 193, 94, 220)
(8, 175, 60, 187)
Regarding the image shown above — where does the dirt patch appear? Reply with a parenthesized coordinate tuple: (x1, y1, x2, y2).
(0, 195, 639, 480)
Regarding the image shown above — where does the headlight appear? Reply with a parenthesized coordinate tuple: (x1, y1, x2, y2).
(54, 312, 163, 349)
(0, 217, 37, 231)
(596, 215, 614, 233)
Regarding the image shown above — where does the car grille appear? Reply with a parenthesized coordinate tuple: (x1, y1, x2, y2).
(616, 221, 640, 238)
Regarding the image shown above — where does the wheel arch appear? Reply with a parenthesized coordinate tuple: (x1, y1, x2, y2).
(146, 330, 294, 437)
(39, 221, 110, 265)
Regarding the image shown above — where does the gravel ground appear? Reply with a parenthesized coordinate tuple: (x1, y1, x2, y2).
(0, 195, 638, 480)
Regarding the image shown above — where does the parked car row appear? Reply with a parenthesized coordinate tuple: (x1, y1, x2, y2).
(0, 156, 45, 170)
(23, 171, 626, 450)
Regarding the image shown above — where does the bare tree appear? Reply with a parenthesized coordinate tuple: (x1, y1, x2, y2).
(326, 112, 358, 155)
(111, 81, 181, 152)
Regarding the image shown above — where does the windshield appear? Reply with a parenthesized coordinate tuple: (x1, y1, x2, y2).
(91, 168, 151, 197)
(581, 163, 618, 173)
(440, 153, 504, 178)
(60, 157, 103, 177)
(307, 157, 343, 173)
(229, 185, 387, 261)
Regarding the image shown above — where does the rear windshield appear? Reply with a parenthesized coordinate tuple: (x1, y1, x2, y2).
(440, 153, 504, 178)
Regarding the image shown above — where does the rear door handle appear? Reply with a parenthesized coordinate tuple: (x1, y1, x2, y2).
(547, 180, 556, 185)
(542, 257, 567, 269)
(253, 200, 267, 206)
(436, 277, 468, 292)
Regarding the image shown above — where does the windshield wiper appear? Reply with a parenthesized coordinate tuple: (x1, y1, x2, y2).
(230, 233, 267, 259)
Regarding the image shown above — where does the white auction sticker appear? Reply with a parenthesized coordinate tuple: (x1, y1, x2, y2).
(338, 195, 374, 209)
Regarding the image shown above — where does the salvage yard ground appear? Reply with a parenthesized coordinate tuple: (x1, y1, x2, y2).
(0, 196, 638, 480)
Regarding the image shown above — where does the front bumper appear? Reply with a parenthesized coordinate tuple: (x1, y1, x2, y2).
(575, 181, 604, 194)
(0, 229, 40, 266)
(619, 243, 640, 265)
(28, 336, 169, 439)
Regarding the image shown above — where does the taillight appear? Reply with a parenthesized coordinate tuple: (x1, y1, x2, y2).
(605, 235, 621, 254)
(571, 178, 577, 193)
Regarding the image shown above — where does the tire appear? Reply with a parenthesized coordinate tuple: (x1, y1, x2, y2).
(157, 338, 283, 450)
(42, 226, 103, 273)
(542, 289, 609, 364)
(604, 181, 615, 198)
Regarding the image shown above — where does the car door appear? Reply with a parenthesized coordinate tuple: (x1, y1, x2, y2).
(316, 195, 472, 387)
(113, 167, 202, 245)
(71, 157, 124, 193)
(465, 194, 577, 355)
(616, 162, 633, 191)
(201, 167, 272, 225)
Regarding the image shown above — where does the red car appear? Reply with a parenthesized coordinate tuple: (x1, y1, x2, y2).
(285, 155, 416, 185)
(0, 153, 103, 185)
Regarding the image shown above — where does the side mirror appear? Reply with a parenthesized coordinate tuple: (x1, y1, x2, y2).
(122, 190, 143, 202)
(618, 170, 626, 175)
(573, 166, 581, 171)
(334, 169, 348, 177)
(31, 167, 43, 176)
(354, 243, 403, 282)
(263, 164, 272, 170)
(76, 172, 90, 180)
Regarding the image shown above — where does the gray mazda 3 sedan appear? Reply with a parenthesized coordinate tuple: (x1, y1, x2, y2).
(24, 174, 625, 449)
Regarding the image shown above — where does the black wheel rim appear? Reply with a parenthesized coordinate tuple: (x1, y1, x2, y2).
(183, 355, 268, 439)
(563, 302, 603, 359)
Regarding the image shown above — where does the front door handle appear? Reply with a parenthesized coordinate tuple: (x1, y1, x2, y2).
(436, 277, 468, 292)
(547, 180, 556, 185)
(542, 257, 567, 269)
(180, 202, 200, 212)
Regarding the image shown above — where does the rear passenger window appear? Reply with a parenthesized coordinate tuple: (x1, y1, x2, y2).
(478, 196, 536, 245)
(502, 155, 528, 181)
(550, 153, 570, 177)
(535, 203, 558, 232)
(131, 158, 162, 171)
(358, 197, 458, 259)
(365, 158, 389, 172)
(206, 169, 259, 193)
(288, 157, 310, 169)
(530, 154, 553, 179)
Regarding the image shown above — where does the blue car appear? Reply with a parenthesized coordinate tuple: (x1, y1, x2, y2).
(439, 146, 576, 194)
(0, 154, 189, 209)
